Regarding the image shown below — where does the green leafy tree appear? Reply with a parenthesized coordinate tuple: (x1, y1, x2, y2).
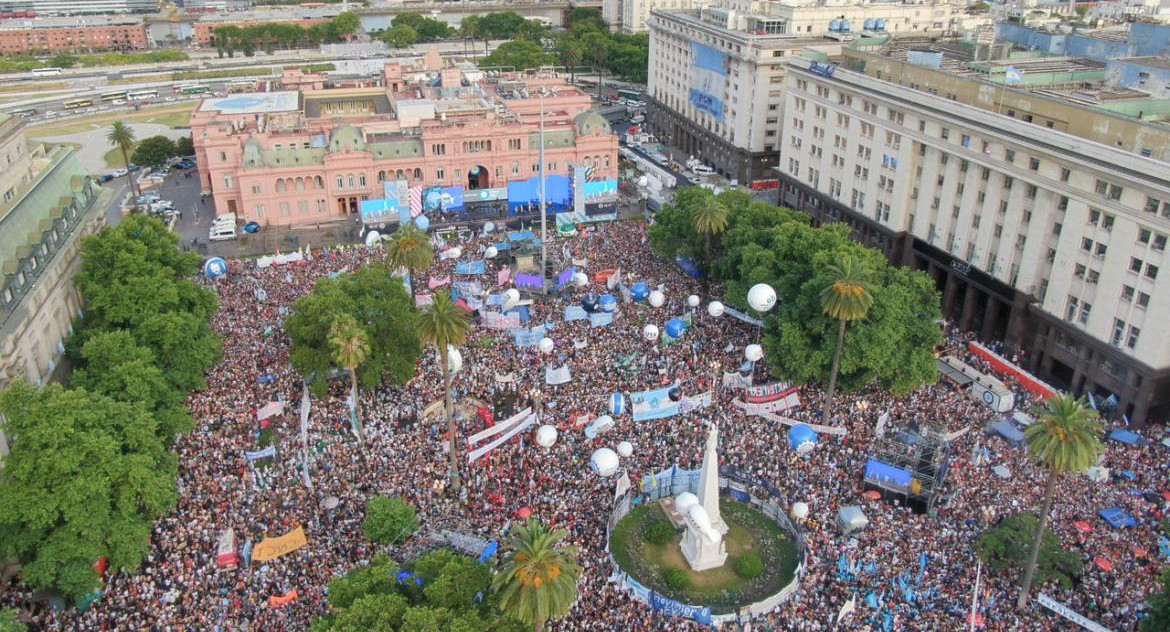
(71, 330, 194, 442)
(361, 496, 419, 545)
(130, 135, 178, 169)
(326, 555, 399, 609)
(383, 24, 419, 49)
(385, 223, 434, 301)
(415, 293, 470, 492)
(286, 264, 421, 393)
(1016, 396, 1103, 609)
(392, 12, 453, 42)
(478, 41, 558, 70)
(175, 135, 194, 156)
(48, 53, 78, 68)
(1144, 569, 1170, 632)
(332, 11, 361, 37)
(492, 519, 582, 632)
(978, 514, 1083, 588)
(106, 121, 138, 198)
(0, 383, 178, 600)
(330, 313, 370, 440)
(819, 255, 874, 424)
(476, 12, 529, 39)
(561, 46, 582, 83)
(690, 191, 729, 297)
(0, 609, 25, 632)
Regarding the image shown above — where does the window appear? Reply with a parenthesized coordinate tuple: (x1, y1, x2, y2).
(1079, 301, 1091, 325)
(432, 143, 446, 155)
(347, 174, 355, 188)
(1095, 243, 1107, 257)
(1127, 326, 1141, 349)
(224, 176, 233, 188)
(359, 173, 367, 187)
(251, 183, 262, 195)
(1095, 179, 1122, 200)
(1137, 292, 1150, 309)
(1060, 168, 1070, 182)
(1146, 263, 1159, 279)
(275, 180, 286, 193)
(220, 151, 227, 162)
(1081, 237, 1093, 252)
(1131, 257, 1144, 273)
(1005, 149, 1016, 162)
(1145, 196, 1165, 215)
(1101, 214, 1114, 231)
(1065, 296, 1079, 321)
(1155, 234, 1167, 251)
(1121, 285, 1135, 302)
(279, 201, 290, 216)
(1029, 158, 1040, 171)
(1089, 209, 1101, 224)
(315, 175, 324, 189)
(336, 176, 344, 189)
(1074, 263, 1086, 278)
(1111, 318, 1126, 346)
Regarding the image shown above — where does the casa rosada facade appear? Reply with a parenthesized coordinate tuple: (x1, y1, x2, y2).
(190, 62, 620, 227)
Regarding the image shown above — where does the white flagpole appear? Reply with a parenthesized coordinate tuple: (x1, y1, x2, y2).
(969, 560, 982, 632)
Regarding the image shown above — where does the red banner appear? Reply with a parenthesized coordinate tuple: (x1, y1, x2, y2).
(966, 341, 1058, 400)
(269, 589, 298, 608)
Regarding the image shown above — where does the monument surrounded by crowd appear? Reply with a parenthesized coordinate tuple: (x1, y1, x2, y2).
(678, 423, 728, 571)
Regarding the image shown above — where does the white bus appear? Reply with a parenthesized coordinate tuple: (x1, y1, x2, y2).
(127, 89, 159, 101)
(31, 67, 63, 76)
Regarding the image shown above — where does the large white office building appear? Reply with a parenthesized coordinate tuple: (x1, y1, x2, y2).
(645, 0, 959, 189)
(776, 43, 1170, 424)
(0, 0, 157, 15)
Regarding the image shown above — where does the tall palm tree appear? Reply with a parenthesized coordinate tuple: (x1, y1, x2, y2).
(1016, 395, 1102, 609)
(818, 255, 874, 424)
(562, 46, 583, 84)
(690, 193, 728, 296)
(415, 293, 470, 492)
(492, 518, 582, 632)
(106, 121, 139, 201)
(329, 313, 369, 442)
(591, 46, 607, 100)
(385, 223, 434, 302)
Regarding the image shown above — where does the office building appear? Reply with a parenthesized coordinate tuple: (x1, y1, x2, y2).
(0, 116, 108, 456)
(0, 15, 148, 53)
(646, 0, 958, 188)
(604, 0, 696, 34)
(190, 53, 619, 227)
(0, 0, 157, 15)
(776, 33, 1170, 424)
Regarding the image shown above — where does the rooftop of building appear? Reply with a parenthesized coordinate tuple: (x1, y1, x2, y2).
(0, 14, 143, 28)
(199, 91, 300, 115)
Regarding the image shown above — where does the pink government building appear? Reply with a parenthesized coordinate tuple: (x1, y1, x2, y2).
(191, 49, 620, 227)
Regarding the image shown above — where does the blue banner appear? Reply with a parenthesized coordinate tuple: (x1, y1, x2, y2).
(632, 386, 679, 421)
(564, 306, 588, 321)
(864, 459, 913, 492)
(649, 592, 712, 625)
(455, 260, 486, 275)
(589, 312, 614, 327)
(513, 326, 546, 348)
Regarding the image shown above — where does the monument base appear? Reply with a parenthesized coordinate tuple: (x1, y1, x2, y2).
(681, 530, 727, 571)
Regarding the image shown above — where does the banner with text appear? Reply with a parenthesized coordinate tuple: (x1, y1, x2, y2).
(252, 526, 308, 562)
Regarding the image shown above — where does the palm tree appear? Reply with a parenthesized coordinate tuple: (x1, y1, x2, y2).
(415, 293, 470, 492)
(106, 121, 139, 201)
(591, 46, 607, 100)
(690, 193, 728, 296)
(562, 46, 583, 84)
(329, 314, 370, 442)
(1016, 395, 1102, 609)
(492, 518, 582, 632)
(385, 223, 434, 302)
(818, 255, 874, 424)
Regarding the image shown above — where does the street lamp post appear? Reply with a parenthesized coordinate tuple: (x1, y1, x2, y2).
(539, 90, 547, 283)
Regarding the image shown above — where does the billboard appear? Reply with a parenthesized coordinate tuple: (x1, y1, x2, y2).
(864, 459, 913, 493)
(690, 43, 729, 122)
(422, 186, 465, 212)
(359, 198, 401, 224)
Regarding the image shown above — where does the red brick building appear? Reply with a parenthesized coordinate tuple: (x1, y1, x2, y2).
(0, 16, 148, 53)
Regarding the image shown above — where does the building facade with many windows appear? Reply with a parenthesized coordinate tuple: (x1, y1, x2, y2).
(646, 0, 958, 188)
(0, 0, 157, 15)
(777, 50, 1170, 424)
(191, 63, 618, 227)
(0, 15, 148, 53)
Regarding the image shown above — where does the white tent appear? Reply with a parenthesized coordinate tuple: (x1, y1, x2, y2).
(837, 506, 869, 534)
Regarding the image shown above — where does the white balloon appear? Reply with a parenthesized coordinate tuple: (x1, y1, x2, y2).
(574, 272, 589, 287)
(675, 492, 699, 514)
(616, 441, 634, 458)
(441, 345, 463, 374)
(648, 290, 665, 308)
(590, 448, 620, 477)
(791, 501, 810, 520)
(364, 230, 381, 247)
(745, 344, 764, 363)
(505, 288, 520, 303)
(708, 301, 725, 318)
(539, 337, 555, 354)
(448, 246, 463, 259)
(484, 246, 498, 259)
(535, 424, 558, 448)
(687, 294, 700, 308)
(747, 283, 777, 312)
(642, 324, 659, 341)
(484, 221, 496, 233)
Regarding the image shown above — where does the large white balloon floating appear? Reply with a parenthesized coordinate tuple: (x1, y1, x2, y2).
(484, 246, 498, 259)
(745, 344, 764, 363)
(441, 345, 463, 374)
(616, 441, 634, 458)
(675, 492, 699, 514)
(590, 448, 620, 477)
(535, 424, 558, 448)
(538, 337, 555, 354)
(447, 246, 463, 259)
(687, 294, 700, 308)
(642, 324, 659, 341)
(648, 290, 665, 308)
(791, 501, 810, 520)
(574, 272, 589, 287)
(364, 231, 382, 248)
(708, 301, 725, 318)
(747, 283, 778, 312)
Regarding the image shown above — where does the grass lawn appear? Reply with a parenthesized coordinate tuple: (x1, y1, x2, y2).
(0, 81, 66, 93)
(103, 146, 131, 169)
(26, 103, 195, 138)
(611, 500, 799, 613)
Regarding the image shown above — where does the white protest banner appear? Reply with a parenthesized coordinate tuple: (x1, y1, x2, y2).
(466, 408, 533, 446)
(256, 401, 285, 421)
(722, 371, 752, 388)
(468, 414, 536, 463)
(495, 372, 516, 384)
(732, 400, 848, 435)
(545, 365, 572, 385)
(1036, 594, 1113, 632)
(244, 445, 277, 462)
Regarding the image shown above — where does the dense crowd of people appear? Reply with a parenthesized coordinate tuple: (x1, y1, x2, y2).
(3, 220, 1167, 631)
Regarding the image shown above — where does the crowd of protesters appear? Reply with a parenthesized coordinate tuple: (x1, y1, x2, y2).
(2, 220, 1167, 632)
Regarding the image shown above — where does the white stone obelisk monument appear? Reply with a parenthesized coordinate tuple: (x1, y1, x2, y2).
(679, 422, 728, 571)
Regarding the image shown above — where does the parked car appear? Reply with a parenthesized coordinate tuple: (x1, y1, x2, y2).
(99, 174, 114, 183)
(209, 224, 237, 241)
(112, 168, 128, 178)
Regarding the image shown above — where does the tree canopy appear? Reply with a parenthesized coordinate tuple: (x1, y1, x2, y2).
(478, 40, 559, 70)
(361, 496, 420, 545)
(130, 135, 178, 169)
(382, 24, 419, 49)
(651, 188, 941, 395)
(556, 9, 649, 83)
(286, 263, 421, 393)
(0, 609, 25, 632)
(391, 12, 454, 43)
(0, 382, 178, 600)
(313, 551, 524, 632)
(1144, 569, 1170, 632)
(977, 514, 1083, 589)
